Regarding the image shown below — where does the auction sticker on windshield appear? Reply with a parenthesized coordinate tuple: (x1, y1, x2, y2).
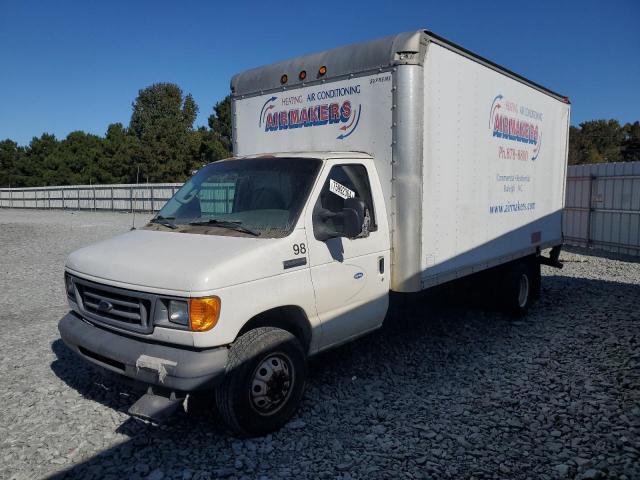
(329, 179, 355, 199)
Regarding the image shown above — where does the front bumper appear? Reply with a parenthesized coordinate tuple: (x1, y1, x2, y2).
(58, 312, 228, 392)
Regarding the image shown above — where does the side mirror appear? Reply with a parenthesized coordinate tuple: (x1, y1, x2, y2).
(313, 198, 365, 241)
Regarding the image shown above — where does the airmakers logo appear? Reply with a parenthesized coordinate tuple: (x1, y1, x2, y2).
(258, 86, 362, 140)
(490, 94, 543, 161)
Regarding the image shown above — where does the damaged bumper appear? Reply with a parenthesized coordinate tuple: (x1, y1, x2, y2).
(58, 312, 228, 392)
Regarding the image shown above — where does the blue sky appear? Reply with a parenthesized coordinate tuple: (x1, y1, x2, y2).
(1, 0, 638, 145)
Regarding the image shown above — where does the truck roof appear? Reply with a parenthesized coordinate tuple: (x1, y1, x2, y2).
(231, 151, 374, 162)
(231, 30, 567, 102)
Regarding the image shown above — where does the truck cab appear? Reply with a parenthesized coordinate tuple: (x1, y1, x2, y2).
(60, 152, 391, 435)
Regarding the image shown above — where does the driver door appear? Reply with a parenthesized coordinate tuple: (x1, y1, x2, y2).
(305, 160, 390, 350)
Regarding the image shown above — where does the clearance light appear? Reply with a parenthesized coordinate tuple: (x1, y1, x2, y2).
(280, 74, 288, 84)
(189, 296, 221, 331)
(318, 66, 327, 76)
(299, 70, 307, 81)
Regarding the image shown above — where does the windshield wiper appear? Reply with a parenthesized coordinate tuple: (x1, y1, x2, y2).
(149, 215, 178, 229)
(188, 219, 261, 237)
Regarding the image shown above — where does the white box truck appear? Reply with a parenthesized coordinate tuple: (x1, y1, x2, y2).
(59, 30, 570, 436)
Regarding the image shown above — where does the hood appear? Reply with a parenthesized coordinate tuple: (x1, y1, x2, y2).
(66, 229, 296, 294)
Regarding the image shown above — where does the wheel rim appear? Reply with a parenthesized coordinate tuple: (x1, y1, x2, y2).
(249, 352, 294, 416)
(517, 273, 530, 308)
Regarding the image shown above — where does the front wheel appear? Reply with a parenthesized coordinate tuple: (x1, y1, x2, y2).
(215, 327, 307, 437)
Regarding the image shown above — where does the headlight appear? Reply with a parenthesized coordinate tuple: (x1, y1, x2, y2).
(189, 296, 221, 332)
(168, 300, 189, 326)
(154, 296, 221, 331)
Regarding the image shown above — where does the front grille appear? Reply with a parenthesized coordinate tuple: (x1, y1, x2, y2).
(72, 277, 153, 333)
(80, 285, 146, 324)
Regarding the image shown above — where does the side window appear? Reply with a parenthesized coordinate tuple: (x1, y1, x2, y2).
(315, 164, 377, 234)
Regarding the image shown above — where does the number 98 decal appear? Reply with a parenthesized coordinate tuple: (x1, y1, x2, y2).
(292, 243, 306, 255)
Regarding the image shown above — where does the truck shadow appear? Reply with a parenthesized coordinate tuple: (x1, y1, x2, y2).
(47, 273, 639, 479)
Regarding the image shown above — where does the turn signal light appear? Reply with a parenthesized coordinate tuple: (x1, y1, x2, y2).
(189, 296, 221, 331)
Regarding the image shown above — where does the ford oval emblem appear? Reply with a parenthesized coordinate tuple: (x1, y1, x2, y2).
(97, 299, 114, 312)
(354, 272, 364, 280)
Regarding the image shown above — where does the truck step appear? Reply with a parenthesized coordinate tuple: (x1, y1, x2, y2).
(128, 388, 185, 423)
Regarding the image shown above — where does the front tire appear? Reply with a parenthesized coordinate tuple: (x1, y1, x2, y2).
(215, 327, 307, 437)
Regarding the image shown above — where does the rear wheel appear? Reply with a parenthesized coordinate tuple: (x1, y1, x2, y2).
(503, 261, 536, 317)
(215, 327, 307, 437)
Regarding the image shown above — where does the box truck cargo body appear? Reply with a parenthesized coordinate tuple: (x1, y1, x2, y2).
(58, 30, 569, 436)
(232, 31, 570, 292)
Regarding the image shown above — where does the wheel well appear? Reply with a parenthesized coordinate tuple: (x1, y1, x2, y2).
(237, 306, 313, 354)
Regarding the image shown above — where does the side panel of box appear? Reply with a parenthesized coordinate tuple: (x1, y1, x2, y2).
(420, 43, 569, 287)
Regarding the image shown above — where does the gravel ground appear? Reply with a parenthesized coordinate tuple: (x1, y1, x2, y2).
(1, 209, 639, 480)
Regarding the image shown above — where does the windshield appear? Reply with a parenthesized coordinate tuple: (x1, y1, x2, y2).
(149, 157, 322, 238)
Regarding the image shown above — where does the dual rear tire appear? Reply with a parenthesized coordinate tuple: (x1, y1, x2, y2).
(502, 259, 540, 317)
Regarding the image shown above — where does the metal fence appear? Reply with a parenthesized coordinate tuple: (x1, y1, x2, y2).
(564, 161, 640, 256)
(3, 165, 640, 256)
(0, 182, 238, 214)
(0, 184, 183, 212)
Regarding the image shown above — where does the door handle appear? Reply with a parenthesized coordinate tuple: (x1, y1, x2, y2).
(378, 256, 385, 274)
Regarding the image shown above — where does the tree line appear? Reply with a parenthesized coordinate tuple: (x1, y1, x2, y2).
(568, 120, 640, 165)
(0, 83, 232, 187)
(0, 84, 639, 187)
